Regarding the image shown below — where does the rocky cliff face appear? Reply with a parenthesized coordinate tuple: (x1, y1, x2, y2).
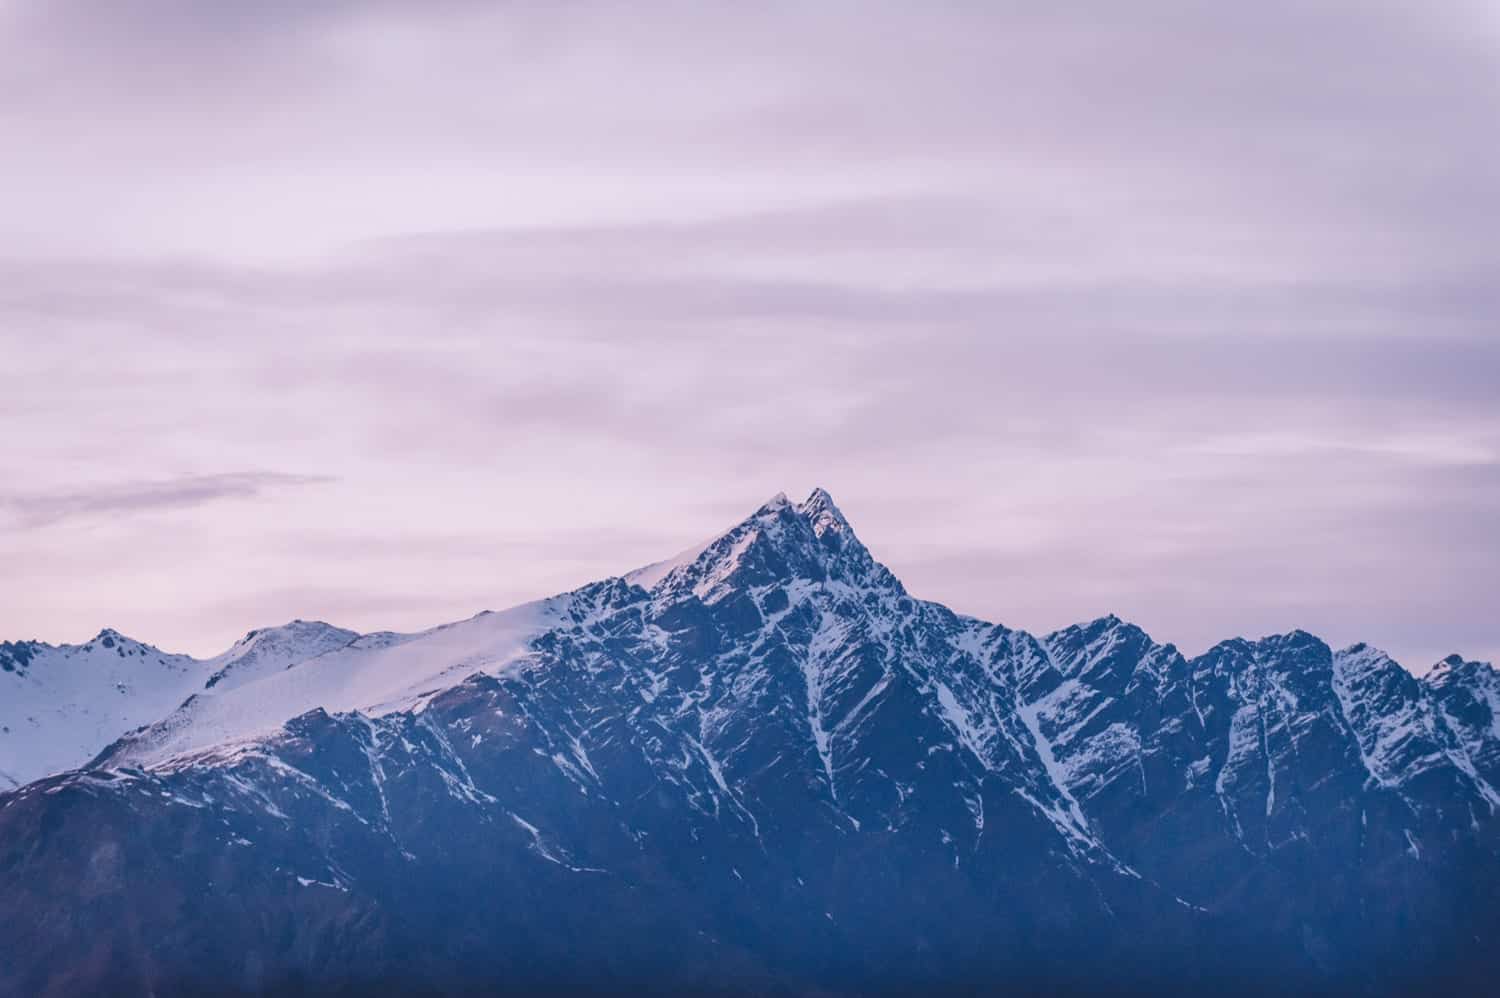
(2, 490, 1497, 996)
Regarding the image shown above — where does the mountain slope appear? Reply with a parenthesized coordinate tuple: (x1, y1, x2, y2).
(0, 630, 198, 790)
(0, 621, 357, 789)
(2, 489, 1497, 996)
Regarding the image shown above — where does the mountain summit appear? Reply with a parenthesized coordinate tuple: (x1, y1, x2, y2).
(2, 490, 1497, 996)
(640, 489, 899, 608)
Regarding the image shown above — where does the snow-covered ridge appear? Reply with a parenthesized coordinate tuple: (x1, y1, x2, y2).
(0, 620, 359, 789)
(96, 598, 583, 771)
(204, 620, 360, 692)
(4, 485, 1497, 849)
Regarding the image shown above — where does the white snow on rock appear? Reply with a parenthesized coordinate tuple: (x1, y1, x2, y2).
(203, 620, 360, 693)
(1333, 643, 1500, 809)
(0, 630, 200, 789)
(102, 597, 573, 770)
(0, 621, 357, 789)
(4, 482, 1498, 866)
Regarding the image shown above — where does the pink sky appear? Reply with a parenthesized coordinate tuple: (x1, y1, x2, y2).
(1, 1, 1497, 668)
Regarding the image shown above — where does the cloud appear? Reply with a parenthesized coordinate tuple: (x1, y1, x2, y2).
(0, 472, 332, 529)
(0, 1, 1494, 664)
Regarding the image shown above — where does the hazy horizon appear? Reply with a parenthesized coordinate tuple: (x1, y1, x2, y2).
(3, 1, 1497, 669)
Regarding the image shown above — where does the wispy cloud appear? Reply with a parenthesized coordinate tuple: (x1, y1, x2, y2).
(0, 1, 1495, 663)
(0, 472, 331, 529)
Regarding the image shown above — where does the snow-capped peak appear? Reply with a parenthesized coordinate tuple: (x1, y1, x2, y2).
(83, 628, 160, 656)
(636, 487, 898, 606)
(203, 620, 360, 692)
(796, 486, 850, 537)
(0, 631, 201, 789)
(226, 620, 355, 654)
(623, 492, 801, 592)
(0, 618, 369, 790)
(9, 486, 1499, 866)
(8, 499, 1500, 998)
(1426, 653, 1479, 677)
(759, 491, 791, 512)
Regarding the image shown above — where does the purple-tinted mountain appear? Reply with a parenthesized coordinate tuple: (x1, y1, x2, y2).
(2, 490, 1497, 996)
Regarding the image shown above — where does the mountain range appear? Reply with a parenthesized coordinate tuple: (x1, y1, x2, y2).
(2, 489, 1497, 996)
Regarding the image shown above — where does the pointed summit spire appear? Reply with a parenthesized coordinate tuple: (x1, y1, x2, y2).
(626, 487, 902, 603)
(796, 487, 852, 541)
(91, 627, 134, 650)
(802, 486, 837, 509)
(757, 492, 792, 514)
(799, 486, 846, 521)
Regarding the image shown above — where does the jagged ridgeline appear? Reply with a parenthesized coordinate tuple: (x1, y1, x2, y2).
(2, 490, 1498, 996)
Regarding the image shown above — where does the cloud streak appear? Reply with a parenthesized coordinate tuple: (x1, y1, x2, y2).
(0, 473, 331, 529)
